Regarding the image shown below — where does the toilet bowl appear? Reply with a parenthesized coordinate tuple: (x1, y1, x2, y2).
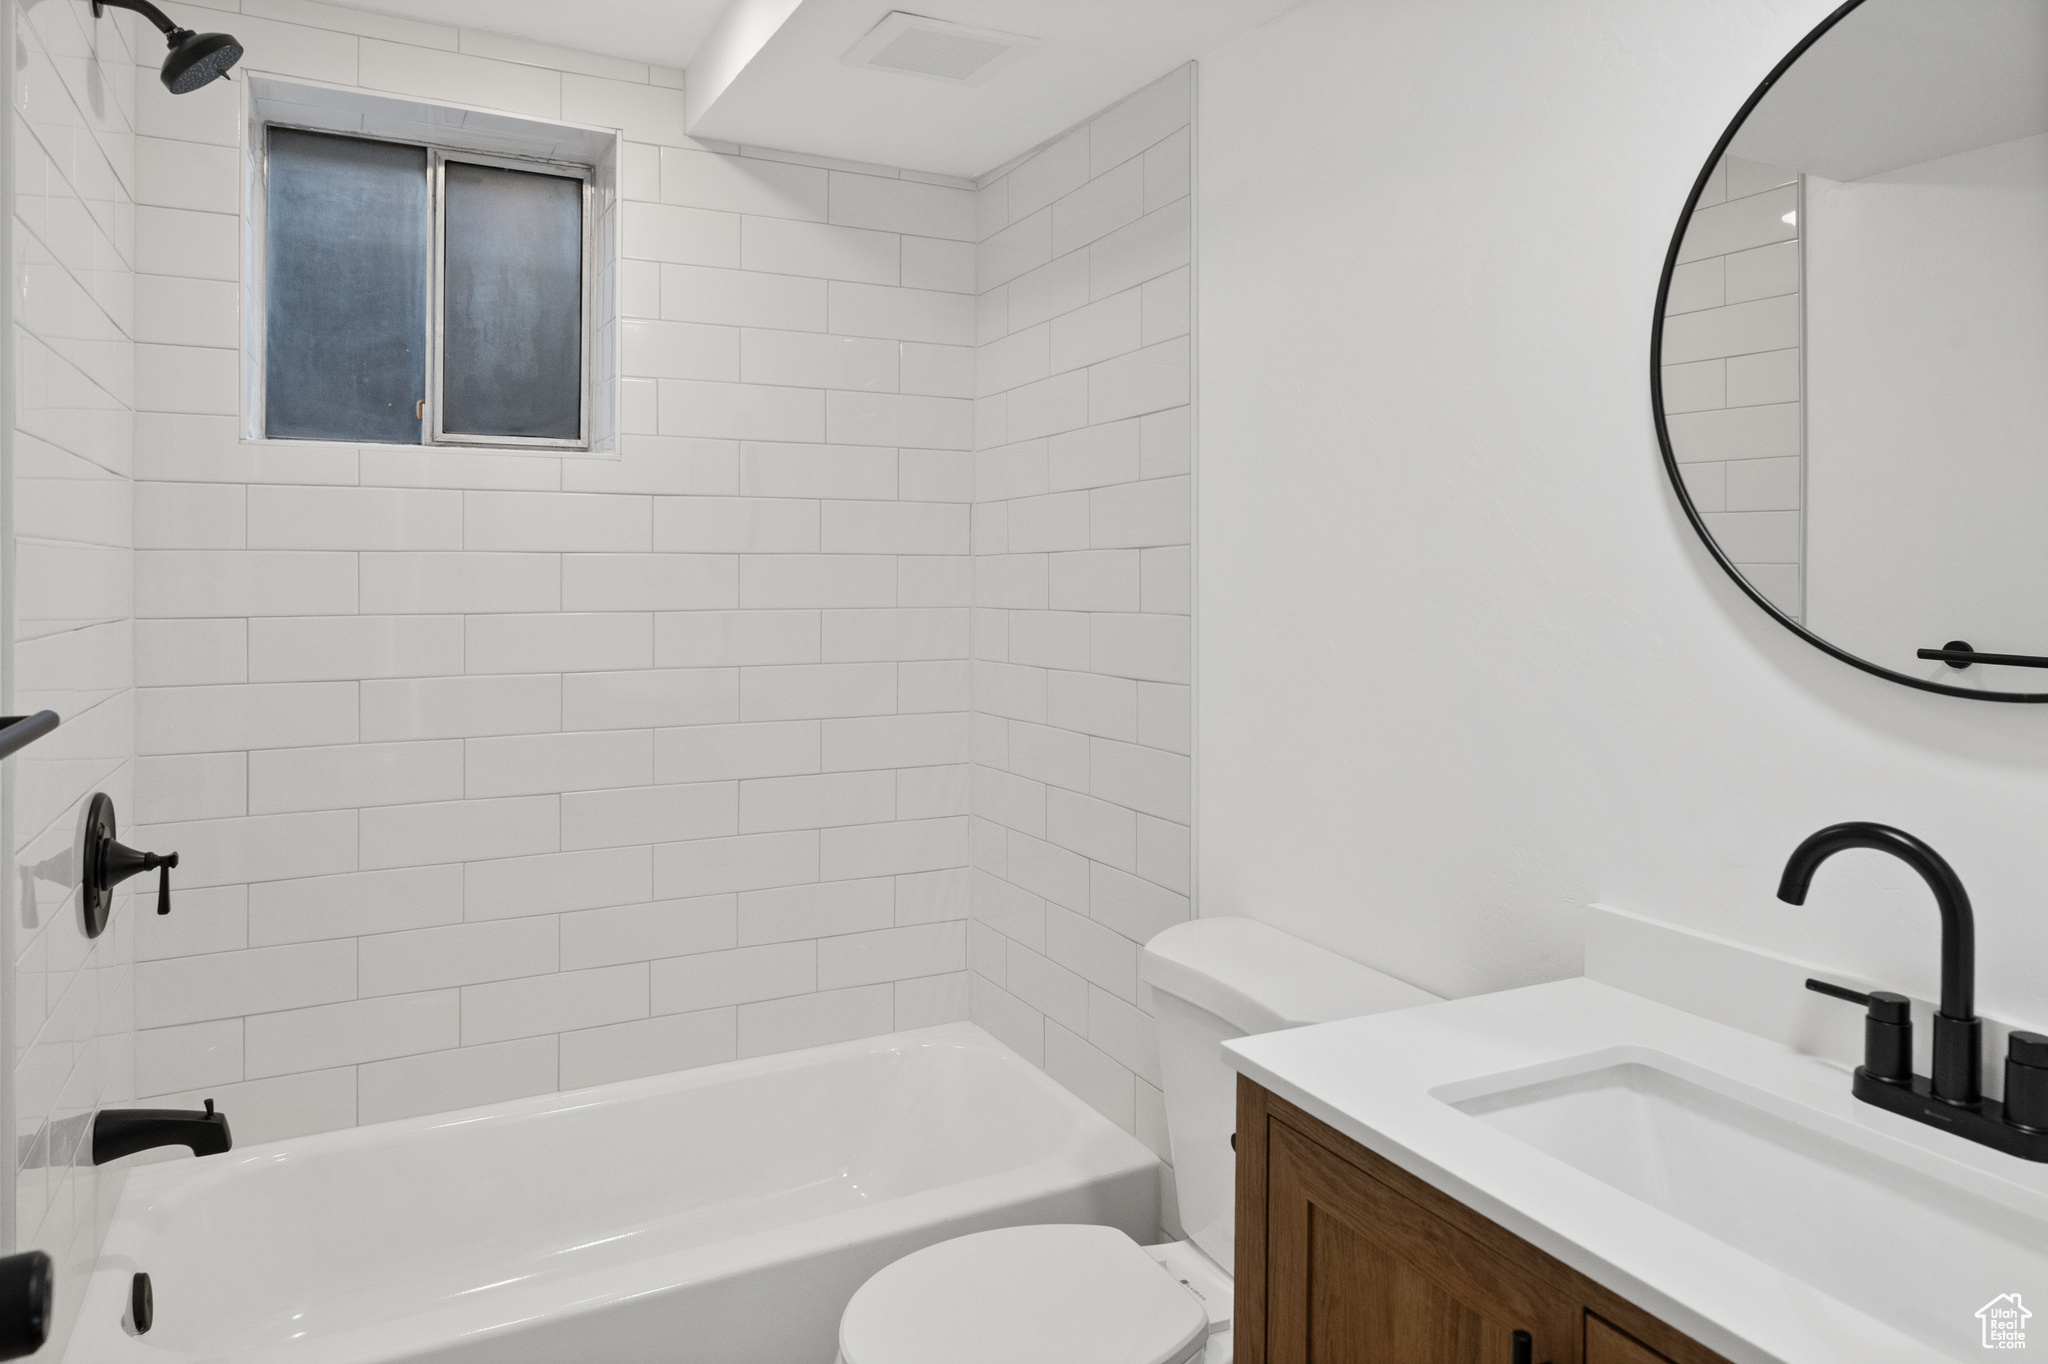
(836, 918, 1442, 1364)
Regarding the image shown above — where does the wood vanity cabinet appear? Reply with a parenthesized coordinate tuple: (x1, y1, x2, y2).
(1234, 1079, 1735, 1364)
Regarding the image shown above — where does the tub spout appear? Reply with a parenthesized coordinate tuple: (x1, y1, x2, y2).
(93, 1098, 231, 1165)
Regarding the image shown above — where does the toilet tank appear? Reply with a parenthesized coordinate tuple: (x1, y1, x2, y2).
(1139, 918, 1441, 1271)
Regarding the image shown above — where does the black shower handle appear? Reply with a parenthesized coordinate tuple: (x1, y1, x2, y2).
(155, 852, 178, 915)
(98, 832, 177, 914)
(81, 792, 179, 937)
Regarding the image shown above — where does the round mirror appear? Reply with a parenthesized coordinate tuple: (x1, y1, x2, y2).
(1653, 0, 2048, 700)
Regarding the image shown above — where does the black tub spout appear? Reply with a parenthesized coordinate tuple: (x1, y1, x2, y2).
(93, 1099, 231, 1165)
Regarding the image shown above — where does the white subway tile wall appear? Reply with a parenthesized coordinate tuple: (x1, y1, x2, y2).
(967, 68, 1192, 1188)
(7, 12, 1190, 1306)
(126, 2, 976, 1144)
(9, 2, 144, 1353)
(1663, 154, 1803, 619)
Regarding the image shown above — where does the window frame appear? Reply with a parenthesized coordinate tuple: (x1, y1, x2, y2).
(427, 146, 594, 451)
(256, 122, 597, 452)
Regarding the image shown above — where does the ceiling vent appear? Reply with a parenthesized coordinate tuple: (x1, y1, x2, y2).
(843, 12, 1036, 86)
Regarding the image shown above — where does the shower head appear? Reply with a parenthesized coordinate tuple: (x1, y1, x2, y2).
(160, 28, 243, 93)
(90, 0, 242, 94)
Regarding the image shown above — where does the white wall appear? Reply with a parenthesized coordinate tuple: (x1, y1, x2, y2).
(6, 1, 143, 1353)
(125, 0, 976, 1145)
(1196, 0, 2048, 1032)
(1805, 132, 2048, 684)
(966, 69, 1193, 1174)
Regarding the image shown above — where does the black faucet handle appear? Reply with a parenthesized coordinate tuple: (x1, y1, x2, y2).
(1806, 977, 1910, 1022)
(1807, 978, 1914, 1084)
(79, 793, 182, 937)
(2006, 1032, 2048, 1132)
(153, 851, 177, 915)
(1806, 977, 1868, 1005)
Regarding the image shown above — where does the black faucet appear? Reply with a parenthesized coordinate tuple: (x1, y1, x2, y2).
(1778, 822, 1978, 1101)
(1779, 822, 2048, 1160)
(92, 1099, 231, 1165)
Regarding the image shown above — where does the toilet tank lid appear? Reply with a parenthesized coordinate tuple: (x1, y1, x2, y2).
(1140, 918, 1440, 1035)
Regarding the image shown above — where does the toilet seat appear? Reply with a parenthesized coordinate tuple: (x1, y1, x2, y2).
(838, 1224, 1209, 1364)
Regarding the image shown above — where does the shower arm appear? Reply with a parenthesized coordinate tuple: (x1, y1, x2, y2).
(91, 0, 243, 93)
(90, 0, 187, 38)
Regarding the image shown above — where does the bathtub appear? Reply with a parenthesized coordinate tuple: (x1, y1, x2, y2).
(67, 1023, 1160, 1364)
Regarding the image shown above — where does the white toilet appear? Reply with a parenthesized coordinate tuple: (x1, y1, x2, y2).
(836, 917, 1442, 1364)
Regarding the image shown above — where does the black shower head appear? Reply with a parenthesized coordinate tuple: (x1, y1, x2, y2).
(90, 0, 242, 94)
(160, 27, 243, 93)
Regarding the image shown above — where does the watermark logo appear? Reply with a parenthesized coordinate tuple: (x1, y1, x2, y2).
(1980, 1294, 2031, 1350)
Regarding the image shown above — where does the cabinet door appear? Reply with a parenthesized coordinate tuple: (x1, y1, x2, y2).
(1263, 1118, 1579, 1364)
(1586, 1316, 1676, 1364)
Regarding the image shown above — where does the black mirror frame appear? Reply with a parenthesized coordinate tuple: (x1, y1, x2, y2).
(1650, 0, 2048, 703)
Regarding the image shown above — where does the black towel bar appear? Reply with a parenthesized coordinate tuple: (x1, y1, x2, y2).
(0, 712, 59, 761)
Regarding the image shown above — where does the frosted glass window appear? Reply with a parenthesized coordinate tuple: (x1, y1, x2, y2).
(265, 129, 428, 444)
(260, 129, 590, 448)
(440, 160, 584, 442)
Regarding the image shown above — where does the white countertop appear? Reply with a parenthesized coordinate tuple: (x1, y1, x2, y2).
(1224, 978, 2048, 1364)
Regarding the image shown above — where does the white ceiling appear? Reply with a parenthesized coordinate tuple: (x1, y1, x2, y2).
(320, 0, 1302, 181)
(327, 0, 731, 71)
(1731, 0, 2048, 182)
(689, 0, 1303, 178)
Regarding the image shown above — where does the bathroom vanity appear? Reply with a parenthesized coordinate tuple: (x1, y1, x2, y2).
(1233, 1077, 1725, 1364)
(1224, 978, 2046, 1364)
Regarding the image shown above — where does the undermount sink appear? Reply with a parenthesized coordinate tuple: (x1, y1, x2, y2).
(1438, 1048, 2048, 1358)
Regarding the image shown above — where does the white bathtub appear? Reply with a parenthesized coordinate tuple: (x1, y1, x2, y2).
(68, 1024, 1160, 1364)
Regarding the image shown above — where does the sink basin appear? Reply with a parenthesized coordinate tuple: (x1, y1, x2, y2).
(1440, 1048, 2048, 1359)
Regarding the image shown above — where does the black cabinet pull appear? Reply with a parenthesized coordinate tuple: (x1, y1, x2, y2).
(1512, 1328, 1532, 1364)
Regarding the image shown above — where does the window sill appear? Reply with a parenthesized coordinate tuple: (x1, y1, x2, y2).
(241, 436, 621, 462)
